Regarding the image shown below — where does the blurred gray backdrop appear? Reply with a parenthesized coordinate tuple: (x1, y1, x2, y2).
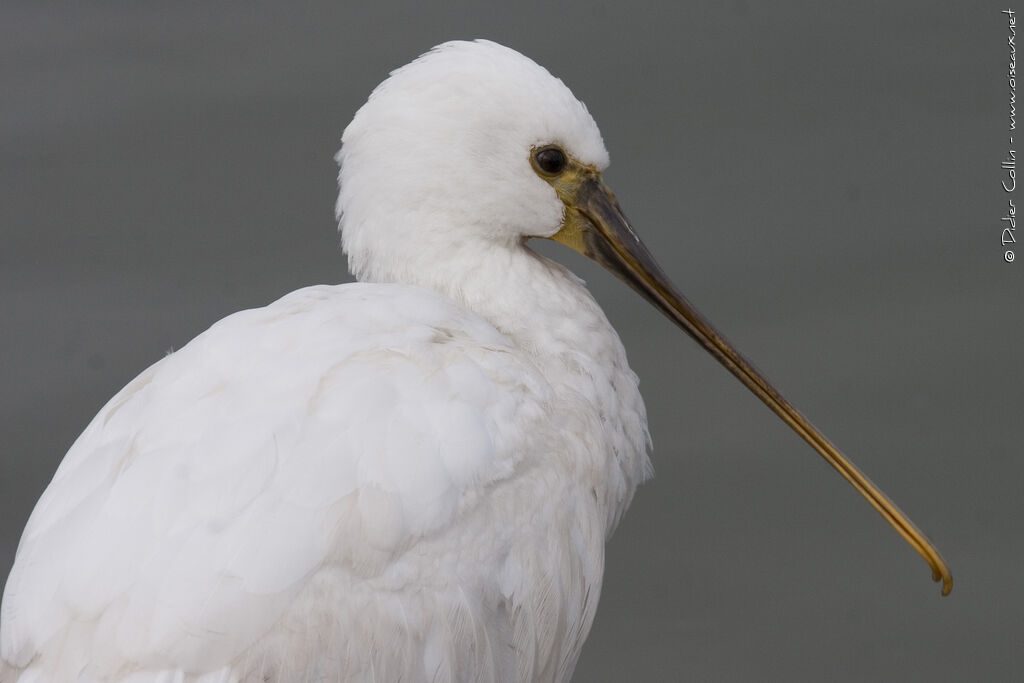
(1, 1, 1018, 680)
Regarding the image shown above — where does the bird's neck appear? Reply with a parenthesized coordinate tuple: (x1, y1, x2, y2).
(363, 237, 624, 383)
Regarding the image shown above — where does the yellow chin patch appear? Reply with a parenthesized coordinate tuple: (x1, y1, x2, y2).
(550, 209, 588, 255)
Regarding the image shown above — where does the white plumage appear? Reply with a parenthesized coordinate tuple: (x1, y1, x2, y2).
(2, 41, 651, 682)
(0, 37, 953, 683)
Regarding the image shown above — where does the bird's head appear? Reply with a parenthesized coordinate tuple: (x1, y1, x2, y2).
(336, 39, 613, 282)
(335, 39, 684, 323)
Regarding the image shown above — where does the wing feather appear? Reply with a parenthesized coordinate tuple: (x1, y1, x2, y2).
(1, 283, 552, 679)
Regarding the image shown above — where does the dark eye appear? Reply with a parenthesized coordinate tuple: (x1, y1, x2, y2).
(534, 146, 567, 175)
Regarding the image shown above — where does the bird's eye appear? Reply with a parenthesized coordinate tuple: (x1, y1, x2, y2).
(534, 146, 568, 176)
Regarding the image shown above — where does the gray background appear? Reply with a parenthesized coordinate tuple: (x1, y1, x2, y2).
(1, 1, 1018, 680)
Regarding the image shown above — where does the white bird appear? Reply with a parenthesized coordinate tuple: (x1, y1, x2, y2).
(0, 40, 950, 683)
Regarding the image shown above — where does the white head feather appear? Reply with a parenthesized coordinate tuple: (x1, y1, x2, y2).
(335, 40, 610, 285)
